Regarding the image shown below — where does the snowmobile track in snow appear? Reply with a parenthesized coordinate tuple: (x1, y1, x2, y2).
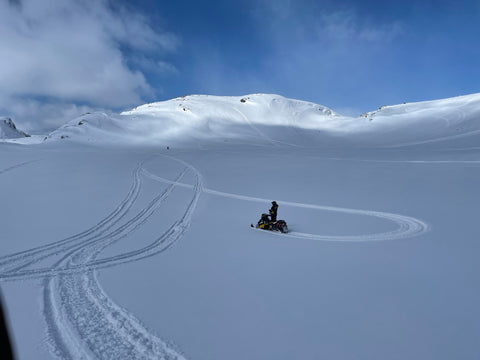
(42, 157, 202, 359)
(0, 154, 427, 360)
(41, 155, 201, 360)
(143, 169, 429, 242)
(0, 159, 40, 175)
(0, 157, 203, 280)
(0, 160, 145, 277)
(0, 155, 203, 359)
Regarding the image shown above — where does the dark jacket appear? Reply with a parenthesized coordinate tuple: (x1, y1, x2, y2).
(269, 203, 278, 222)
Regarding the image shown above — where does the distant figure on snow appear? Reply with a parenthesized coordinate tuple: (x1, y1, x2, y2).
(269, 201, 278, 222)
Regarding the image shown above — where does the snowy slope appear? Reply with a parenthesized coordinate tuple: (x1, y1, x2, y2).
(1, 93, 480, 360)
(44, 94, 350, 146)
(42, 93, 480, 148)
(0, 118, 29, 139)
(357, 93, 480, 146)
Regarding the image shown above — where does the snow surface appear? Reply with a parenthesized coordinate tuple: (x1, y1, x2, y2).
(1, 93, 480, 359)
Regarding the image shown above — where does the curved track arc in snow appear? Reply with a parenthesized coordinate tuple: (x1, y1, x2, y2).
(142, 169, 430, 242)
(0, 155, 202, 358)
(0, 155, 429, 284)
(41, 155, 200, 360)
(0, 160, 145, 275)
(0, 158, 201, 276)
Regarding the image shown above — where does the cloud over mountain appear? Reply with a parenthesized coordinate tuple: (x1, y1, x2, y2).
(0, 0, 178, 132)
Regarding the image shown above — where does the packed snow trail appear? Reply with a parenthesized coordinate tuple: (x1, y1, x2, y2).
(0, 160, 202, 281)
(42, 156, 202, 360)
(0, 161, 144, 275)
(142, 169, 429, 242)
(0, 155, 203, 359)
(44, 271, 186, 360)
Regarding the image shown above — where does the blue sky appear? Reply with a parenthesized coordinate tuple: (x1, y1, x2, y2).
(1, 0, 480, 132)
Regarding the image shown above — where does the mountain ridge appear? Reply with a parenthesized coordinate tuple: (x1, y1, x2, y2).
(0, 117, 30, 139)
(6, 92, 480, 148)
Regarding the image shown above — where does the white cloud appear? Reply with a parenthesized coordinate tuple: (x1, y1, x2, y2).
(318, 10, 404, 43)
(155, 61, 180, 75)
(253, 2, 404, 47)
(129, 57, 179, 76)
(0, 0, 178, 131)
(1, 96, 97, 134)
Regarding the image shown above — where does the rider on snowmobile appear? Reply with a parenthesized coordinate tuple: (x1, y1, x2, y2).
(269, 201, 278, 222)
(253, 201, 288, 233)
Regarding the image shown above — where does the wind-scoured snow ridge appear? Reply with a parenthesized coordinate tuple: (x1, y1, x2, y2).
(44, 94, 353, 146)
(143, 169, 429, 242)
(42, 92, 480, 148)
(357, 92, 480, 146)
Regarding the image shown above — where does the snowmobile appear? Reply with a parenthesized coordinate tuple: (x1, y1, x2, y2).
(251, 213, 289, 233)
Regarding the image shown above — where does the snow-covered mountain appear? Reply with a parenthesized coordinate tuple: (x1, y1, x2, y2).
(44, 94, 347, 146)
(0, 117, 29, 139)
(43, 93, 480, 148)
(356, 92, 480, 146)
(2, 92, 480, 360)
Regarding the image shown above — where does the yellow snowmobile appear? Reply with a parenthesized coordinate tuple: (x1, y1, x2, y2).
(252, 213, 289, 233)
